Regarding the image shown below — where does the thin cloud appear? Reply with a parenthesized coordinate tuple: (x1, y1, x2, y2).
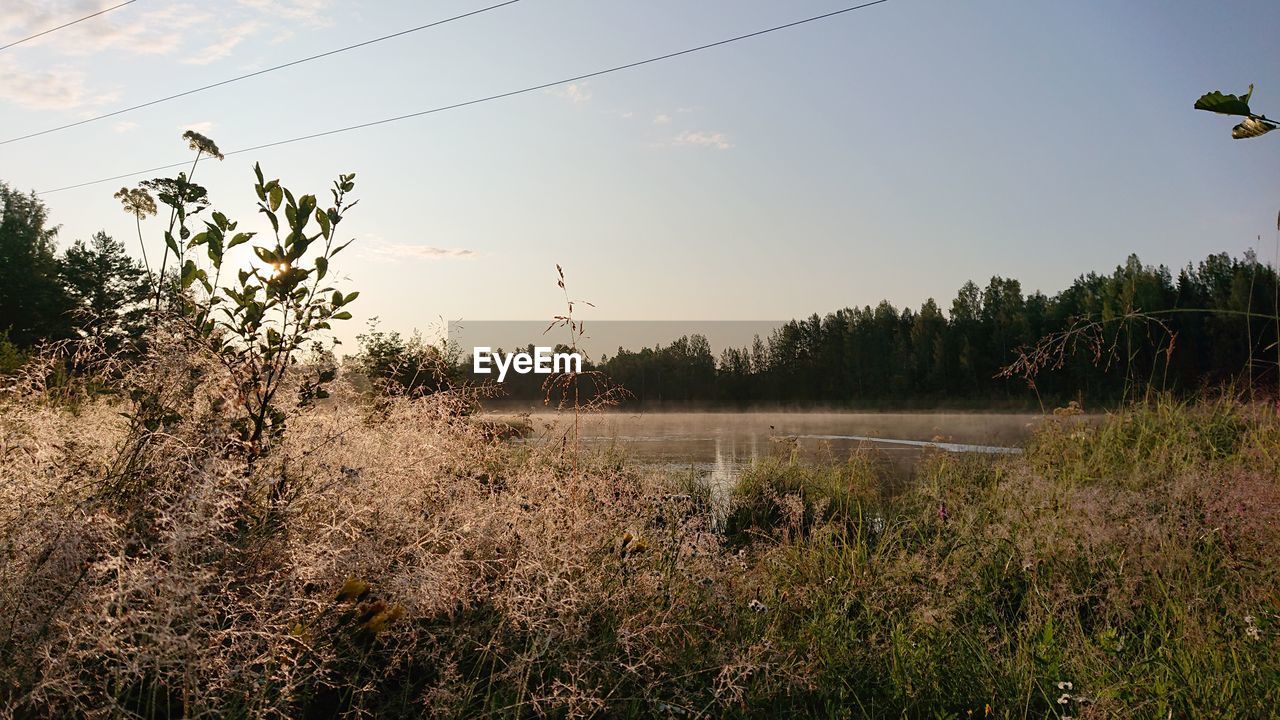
(14, 4, 209, 57)
(180, 121, 215, 134)
(551, 83, 592, 105)
(0, 58, 108, 110)
(653, 114, 672, 125)
(672, 130, 733, 150)
(0, 0, 333, 111)
(184, 22, 261, 65)
(237, 0, 332, 26)
(113, 120, 138, 133)
(367, 240, 476, 261)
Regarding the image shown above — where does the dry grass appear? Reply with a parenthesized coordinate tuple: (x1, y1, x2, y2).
(1, 343, 1277, 718)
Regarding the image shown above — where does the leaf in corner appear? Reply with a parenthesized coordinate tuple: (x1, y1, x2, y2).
(1194, 85, 1254, 116)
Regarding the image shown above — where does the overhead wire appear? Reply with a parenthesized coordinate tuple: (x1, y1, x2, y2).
(0, 0, 139, 52)
(37, 0, 894, 196)
(1, 0, 523, 145)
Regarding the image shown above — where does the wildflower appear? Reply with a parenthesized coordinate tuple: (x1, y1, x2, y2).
(114, 187, 157, 219)
(183, 130, 225, 160)
(1245, 615, 1262, 640)
(1057, 681, 1073, 690)
(1057, 693, 1071, 705)
(747, 599, 767, 613)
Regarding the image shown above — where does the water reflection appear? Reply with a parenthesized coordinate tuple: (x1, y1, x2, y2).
(526, 411, 1040, 489)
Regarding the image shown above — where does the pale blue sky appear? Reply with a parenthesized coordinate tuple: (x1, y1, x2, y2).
(2, 0, 1278, 347)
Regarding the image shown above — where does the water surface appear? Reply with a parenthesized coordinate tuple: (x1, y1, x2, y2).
(521, 411, 1041, 489)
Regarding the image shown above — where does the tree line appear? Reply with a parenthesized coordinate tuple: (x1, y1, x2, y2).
(467, 253, 1279, 409)
(0, 181, 149, 371)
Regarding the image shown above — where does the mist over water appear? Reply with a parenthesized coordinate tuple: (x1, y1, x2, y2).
(523, 411, 1045, 488)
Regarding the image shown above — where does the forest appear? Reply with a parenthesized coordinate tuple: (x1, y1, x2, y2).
(605, 252, 1279, 407)
(390, 253, 1278, 409)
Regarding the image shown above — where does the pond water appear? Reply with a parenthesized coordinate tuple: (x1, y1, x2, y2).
(519, 411, 1043, 490)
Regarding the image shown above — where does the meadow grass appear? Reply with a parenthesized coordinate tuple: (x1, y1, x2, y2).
(0, 361, 1276, 718)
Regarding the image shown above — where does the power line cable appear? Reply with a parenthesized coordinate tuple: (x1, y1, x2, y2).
(0, 0, 139, 53)
(37, 0, 893, 196)
(1, 0, 522, 145)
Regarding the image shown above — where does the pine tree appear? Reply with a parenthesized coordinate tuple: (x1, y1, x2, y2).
(60, 231, 150, 351)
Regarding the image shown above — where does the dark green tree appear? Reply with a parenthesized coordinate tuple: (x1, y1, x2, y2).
(0, 182, 72, 345)
(60, 231, 149, 350)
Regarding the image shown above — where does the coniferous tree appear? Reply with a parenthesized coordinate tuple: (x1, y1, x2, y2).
(0, 182, 72, 345)
(60, 231, 150, 351)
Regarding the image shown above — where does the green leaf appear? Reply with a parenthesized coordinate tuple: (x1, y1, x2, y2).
(269, 185, 283, 212)
(315, 207, 331, 238)
(298, 194, 317, 221)
(285, 235, 310, 262)
(261, 208, 279, 234)
(254, 246, 279, 265)
(164, 231, 180, 255)
(181, 259, 199, 289)
(1194, 85, 1254, 116)
(315, 256, 328, 280)
(227, 232, 254, 249)
(206, 231, 223, 264)
(332, 311, 352, 321)
(343, 291, 359, 304)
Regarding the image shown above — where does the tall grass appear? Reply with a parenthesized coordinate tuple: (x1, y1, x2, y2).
(1, 348, 1276, 718)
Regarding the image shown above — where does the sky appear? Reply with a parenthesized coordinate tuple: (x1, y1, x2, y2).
(2, 0, 1279, 350)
